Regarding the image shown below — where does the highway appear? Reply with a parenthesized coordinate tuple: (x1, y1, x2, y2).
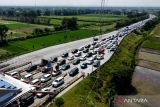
(0, 15, 155, 107)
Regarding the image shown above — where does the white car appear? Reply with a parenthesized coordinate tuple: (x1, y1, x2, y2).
(68, 56, 74, 61)
(52, 70, 61, 76)
(52, 76, 64, 88)
(41, 74, 52, 83)
(36, 87, 50, 98)
(79, 57, 86, 61)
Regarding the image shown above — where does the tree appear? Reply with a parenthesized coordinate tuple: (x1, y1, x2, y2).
(0, 25, 8, 44)
(55, 97, 64, 107)
(61, 17, 78, 30)
(33, 28, 44, 35)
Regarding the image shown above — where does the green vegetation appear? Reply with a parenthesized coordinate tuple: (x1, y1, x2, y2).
(142, 37, 160, 50)
(50, 33, 144, 107)
(5, 23, 35, 30)
(0, 29, 98, 59)
(41, 14, 126, 23)
(55, 97, 64, 107)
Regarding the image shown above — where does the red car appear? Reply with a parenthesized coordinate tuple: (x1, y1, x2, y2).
(98, 48, 105, 54)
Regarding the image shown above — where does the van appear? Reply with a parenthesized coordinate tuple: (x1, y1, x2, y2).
(21, 74, 33, 82)
(40, 74, 52, 83)
(31, 79, 41, 85)
(52, 77, 64, 87)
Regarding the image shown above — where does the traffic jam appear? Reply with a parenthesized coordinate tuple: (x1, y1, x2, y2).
(4, 20, 147, 106)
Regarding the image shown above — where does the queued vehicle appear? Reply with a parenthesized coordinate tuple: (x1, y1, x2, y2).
(78, 47, 84, 51)
(25, 65, 37, 72)
(21, 74, 33, 82)
(52, 70, 61, 76)
(67, 56, 74, 61)
(97, 55, 104, 60)
(62, 52, 69, 58)
(41, 66, 52, 73)
(57, 59, 66, 65)
(79, 56, 86, 61)
(93, 60, 100, 67)
(75, 51, 82, 57)
(72, 49, 78, 54)
(36, 87, 50, 98)
(40, 74, 52, 83)
(83, 48, 89, 53)
(59, 64, 70, 71)
(93, 38, 98, 41)
(85, 44, 91, 49)
(69, 67, 79, 76)
(86, 58, 94, 65)
(80, 63, 87, 69)
(72, 59, 80, 65)
(51, 57, 58, 63)
(86, 52, 92, 58)
(52, 76, 64, 88)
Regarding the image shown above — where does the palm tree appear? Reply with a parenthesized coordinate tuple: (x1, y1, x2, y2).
(0, 25, 8, 42)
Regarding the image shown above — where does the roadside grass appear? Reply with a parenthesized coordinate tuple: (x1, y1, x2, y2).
(0, 29, 98, 60)
(150, 23, 160, 36)
(49, 33, 144, 107)
(5, 23, 35, 30)
(142, 37, 160, 50)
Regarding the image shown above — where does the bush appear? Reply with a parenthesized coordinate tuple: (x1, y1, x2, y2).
(55, 97, 64, 107)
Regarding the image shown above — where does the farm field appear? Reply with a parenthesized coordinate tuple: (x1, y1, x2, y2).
(41, 14, 126, 22)
(0, 29, 98, 59)
(142, 37, 160, 50)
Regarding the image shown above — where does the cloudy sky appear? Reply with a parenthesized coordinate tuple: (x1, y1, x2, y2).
(0, 0, 160, 7)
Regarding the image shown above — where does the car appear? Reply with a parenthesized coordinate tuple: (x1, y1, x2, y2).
(85, 44, 91, 48)
(57, 59, 66, 65)
(36, 87, 50, 98)
(91, 42, 97, 46)
(78, 47, 84, 51)
(90, 46, 94, 50)
(92, 50, 97, 55)
(80, 63, 87, 69)
(51, 57, 58, 63)
(93, 60, 100, 67)
(21, 74, 33, 82)
(72, 59, 80, 65)
(59, 64, 70, 71)
(75, 51, 82, 57)
(69, 67, 79, 76)
(52, 70, 61, 76)
(98, 48, 105, 54)
(93, 38, 98, 41)
(31, 79, 41, 86)
(101, 38, 106, 41)
(97, 55, 104, 60)
(40, 74, 52, 83)
(62, 52, 69, 58)
(86, 52, 92, 58)
(110, 47, 117, 51)
(72, 49, 78, 54)
(83, 48, 89, 53)
(67, 56, 74, 61)
(42, 66, 52, 73)
(92, 55, 97, 60)
(10, 71, 18, 76)
(25, 65, 37, 72)
(94, 44, 100, 48)
(79, 56, 86, 61)
(52, 76, 64, 87)
(107, 44, 113, 49)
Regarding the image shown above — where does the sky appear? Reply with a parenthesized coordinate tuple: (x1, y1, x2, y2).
(0, 0, 160, 7)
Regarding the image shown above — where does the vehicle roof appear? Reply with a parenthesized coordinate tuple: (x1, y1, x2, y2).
(31, 79, 39, 83)
(56, 76, 64, 81)
(25, 74, 32, 77)
(44, 74, 51, 77)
